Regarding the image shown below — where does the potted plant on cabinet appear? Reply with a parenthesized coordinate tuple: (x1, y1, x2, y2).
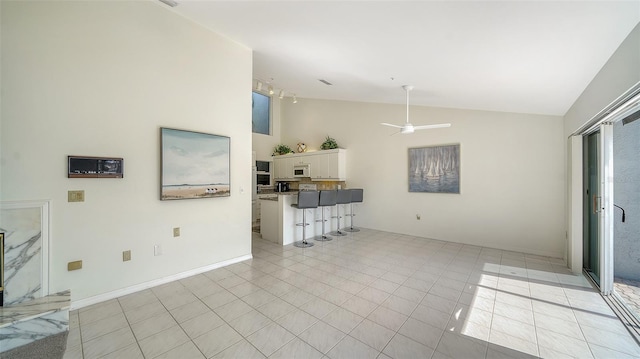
(320, 136, 339, 150)
(273, 144, 294, 156)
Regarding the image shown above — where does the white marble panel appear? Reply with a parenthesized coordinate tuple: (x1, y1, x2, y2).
(0, 309, 69, 352)
(1, 201, 49, 305)
(0, 290, 70, 327)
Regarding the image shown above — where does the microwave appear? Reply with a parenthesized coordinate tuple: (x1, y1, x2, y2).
(293, 164, 311, 178)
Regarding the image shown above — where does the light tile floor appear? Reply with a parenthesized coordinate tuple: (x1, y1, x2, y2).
(63, 229, 640, 359)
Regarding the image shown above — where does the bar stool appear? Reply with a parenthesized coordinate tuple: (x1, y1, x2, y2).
(314, 190, 337, 241)
(343, 189, 363, 232)
(291, 190, 319, 248)
(329, 189, 350, 237)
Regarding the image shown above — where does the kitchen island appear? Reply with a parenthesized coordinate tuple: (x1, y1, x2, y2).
(260, 192, 340, 246)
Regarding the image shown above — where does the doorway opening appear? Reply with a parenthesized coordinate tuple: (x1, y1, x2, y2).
(581, 89, 640, 339)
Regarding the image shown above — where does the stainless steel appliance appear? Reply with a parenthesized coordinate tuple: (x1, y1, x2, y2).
(275, 182, 289, 192)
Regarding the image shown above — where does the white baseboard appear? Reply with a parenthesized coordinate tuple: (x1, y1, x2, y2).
(70, 254, 253, 310)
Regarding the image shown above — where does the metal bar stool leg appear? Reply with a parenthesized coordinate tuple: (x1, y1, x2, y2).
(292, 190, 318, 248)
(294, 208, 314, 248)
(314, 190, 335, 241)
(343, 202, 360, 232)
(329, 189, 349, 237)
(343, 188, 362, 232)
(314, 206, 333, 241)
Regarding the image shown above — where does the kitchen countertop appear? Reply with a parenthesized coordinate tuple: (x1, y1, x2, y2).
(258, 191, 299, 201)
(276, 191, 299, 196)
(258, 190, 299, 196)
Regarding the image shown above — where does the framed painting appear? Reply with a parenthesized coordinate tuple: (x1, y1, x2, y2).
(161, 128, 230, 200)
(408, 144, 460, 193)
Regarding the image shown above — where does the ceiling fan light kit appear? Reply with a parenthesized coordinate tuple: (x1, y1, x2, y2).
(381, 85, 451, 134)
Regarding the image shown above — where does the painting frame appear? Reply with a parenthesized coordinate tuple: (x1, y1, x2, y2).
(408, 144, 460, 194)
(160, 127, 231, 200)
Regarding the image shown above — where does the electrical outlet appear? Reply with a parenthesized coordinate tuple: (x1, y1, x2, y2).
(68, 190, 85, 202)
(173, 227, 180, 237)
(67, 260, 83, 271)
(123, 250, 131, 262)
(416, 214, 421, 220)
(154, 245, 162, 256)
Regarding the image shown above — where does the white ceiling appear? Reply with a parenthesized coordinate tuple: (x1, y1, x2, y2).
(169, 1, 640, 116)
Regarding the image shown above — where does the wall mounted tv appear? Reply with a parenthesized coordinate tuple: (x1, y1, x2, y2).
(68, 156, 123, 178)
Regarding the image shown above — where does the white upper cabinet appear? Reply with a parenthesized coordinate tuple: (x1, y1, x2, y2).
(273, 149, 346, 181)
(273, 156, 295, 180)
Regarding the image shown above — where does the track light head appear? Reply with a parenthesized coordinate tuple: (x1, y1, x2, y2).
(278, 90, 285, 99)
(293, 95, 297, 104)
(268, 86, 274, 95)
(256, 81, 263, 91)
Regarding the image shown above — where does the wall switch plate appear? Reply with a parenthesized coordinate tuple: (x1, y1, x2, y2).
(67, 260, 83, 271)
(123, 250, 131, 261)
(154, 245, 162, 256)
(173, 227, 180, 237)
(68, 190, 85, 202)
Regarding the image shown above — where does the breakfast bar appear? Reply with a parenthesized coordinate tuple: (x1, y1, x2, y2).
(260, 192, 341, 246)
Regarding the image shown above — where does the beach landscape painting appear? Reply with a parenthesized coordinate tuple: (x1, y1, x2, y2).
(408, 144, 460, 193)
(161, 128, 230, 200)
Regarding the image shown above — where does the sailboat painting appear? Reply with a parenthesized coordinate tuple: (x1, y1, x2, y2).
(408, 144, 460, 193)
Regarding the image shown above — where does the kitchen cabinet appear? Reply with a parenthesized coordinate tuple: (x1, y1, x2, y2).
(273, 156, 297, 180)
(273, 149, 346, 181)
(307, 150, 345, 180)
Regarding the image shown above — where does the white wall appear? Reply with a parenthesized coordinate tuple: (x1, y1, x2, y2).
(1, 1, 253, 303)
(281, 99, 566, 257)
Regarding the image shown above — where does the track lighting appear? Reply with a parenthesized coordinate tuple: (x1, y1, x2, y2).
(253, 78, 293, 102)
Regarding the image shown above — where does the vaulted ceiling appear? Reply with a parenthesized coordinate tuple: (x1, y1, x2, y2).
(169, 1, 640, 116)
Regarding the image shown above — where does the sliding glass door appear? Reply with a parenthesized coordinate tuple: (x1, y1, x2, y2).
(583, 124, 614, 294)
(583, 131, 601, 285)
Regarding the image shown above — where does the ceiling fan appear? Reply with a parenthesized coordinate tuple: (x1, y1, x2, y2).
(381, 85, 451, 134)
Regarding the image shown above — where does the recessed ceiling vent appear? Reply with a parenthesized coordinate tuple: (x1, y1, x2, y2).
(318, 79, 333, 86)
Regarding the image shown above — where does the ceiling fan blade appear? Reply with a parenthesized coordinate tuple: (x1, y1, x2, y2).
(381, 122, 403, 129)
(413, 123, 452, 130)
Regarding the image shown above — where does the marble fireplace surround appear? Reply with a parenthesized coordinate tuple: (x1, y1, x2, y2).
(0, 200, 70, 353)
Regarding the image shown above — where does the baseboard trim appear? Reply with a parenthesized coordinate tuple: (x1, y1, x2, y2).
(70, 254, 253, 310)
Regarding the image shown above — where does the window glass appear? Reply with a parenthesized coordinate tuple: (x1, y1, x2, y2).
(252, 91, 271, 135)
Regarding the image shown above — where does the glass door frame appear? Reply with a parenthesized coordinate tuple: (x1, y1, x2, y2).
(582, 124, 614, 295)
(600, 123, 614, 295)
(579, 89, 640, 296)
